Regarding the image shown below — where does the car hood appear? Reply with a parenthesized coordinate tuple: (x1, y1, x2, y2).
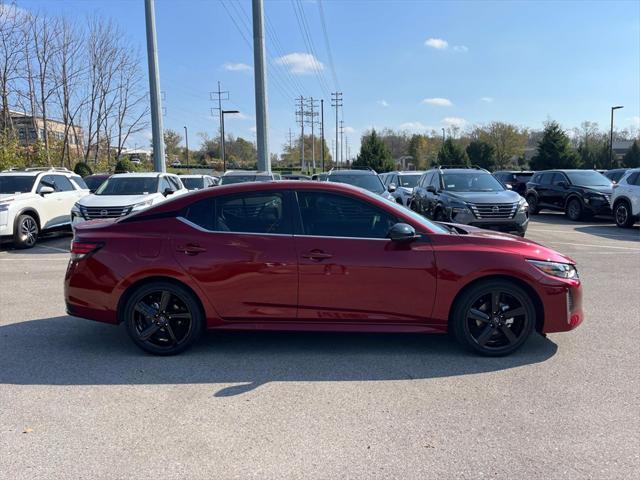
(77, 193, 160, 207)
(444, 222, 575, 264)
(446, 190, 521, 204)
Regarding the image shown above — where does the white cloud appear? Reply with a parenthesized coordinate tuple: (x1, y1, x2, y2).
(442, 117, 467, 128)
(0, 3, 27, 19)
(399, 122, 432, 132)
(249, 126, 257, 134)
(226, 112, 252, 121)
(275, 53, 324, 75)
(223, 62, 252, 73)
(480, 97, 494, 103)
(344, 126, 356, 134)
(422, 97, 453, 107)
(377, 100, 389, 107)
(628, 116, 640, 128)
(425, 38, 448, 50)
(453, 45, 469, 53)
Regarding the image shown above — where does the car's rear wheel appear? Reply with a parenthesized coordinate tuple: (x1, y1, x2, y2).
(614, 201, 635, 228)
(13, 214, 39, 249)
(451, 280, 535, 356)
(526, 194, 540, 215)
(566, 198, 583, 221)
(123, 281, 204, 355)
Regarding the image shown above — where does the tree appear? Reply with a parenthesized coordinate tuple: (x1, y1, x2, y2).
(530, 121, 580, 170)
(353, 129, 395, 172)
(408, 134, 439, 169)
(114, 158, 133, 173)
(466, 140, 495, 170)
(623, 140, 640, 168)
(475, 122, 527, 169)
(437, 138, 468, 166)
(73, 161, 92, 176)
(163, 129, 182, 160)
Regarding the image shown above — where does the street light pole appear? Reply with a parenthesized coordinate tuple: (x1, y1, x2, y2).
(221, 110, 239, 172)
(144, 0, 165, 172)
(183, 126, 189, 171)
(610, 105, 623, 168)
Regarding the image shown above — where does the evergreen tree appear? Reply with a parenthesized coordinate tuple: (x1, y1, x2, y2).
(437, 138, 468, 166)
(73, 162, 93, 177)
(353, 129, 395, 172)
(530, 121, 580, 170)
(114, 158, 134, 173)
(466, 140, 495, 170)
(622, 140, 640, 168)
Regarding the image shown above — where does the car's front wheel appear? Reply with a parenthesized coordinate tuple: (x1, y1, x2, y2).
(13, 214, 39, 249)
(450, 279, 536, 356)
(526, 194, 540, 215)
(566, 198, 584, 221)
(614, 201, 635, 228)
(123, 281, 204, 355)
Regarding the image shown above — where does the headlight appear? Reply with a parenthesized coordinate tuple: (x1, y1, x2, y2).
(527, 259, 578, 279)
(449, 201, 470, 213)
(71, 203, 84, 218)
(131, 199, 153, 211)
(518, 198, 529, 212)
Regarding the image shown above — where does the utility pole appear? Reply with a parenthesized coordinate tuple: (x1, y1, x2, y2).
(442, 127, 446, 145)
(305, 97, 319, 174)
(183, 125, 189, 171)
(210, 81, 229, 170)
(252, 0, 269, 172)
(339, 120, 344, 165)
(144, 0, 165, 172)
(610, 105, 624, 168)
(296, 96, 305, 173)
(346, 136, 350, 165)
(320, 99, 325, 172)
(331, 92, 342, 167)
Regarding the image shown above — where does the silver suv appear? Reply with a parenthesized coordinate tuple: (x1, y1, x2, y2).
(611, 168, 640, 228)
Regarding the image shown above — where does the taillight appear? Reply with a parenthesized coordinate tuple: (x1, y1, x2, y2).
(70, 241, 103, 261)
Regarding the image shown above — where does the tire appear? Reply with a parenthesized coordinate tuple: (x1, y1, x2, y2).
(614, 201, 635, 228)
(565, 197, 583, 221)
(13, 214, 39, 249)
(434, 208, 446, 222)
(123, 281, 204, 355)
(526, 194, 540, 215)
(450, 279, 536, 356)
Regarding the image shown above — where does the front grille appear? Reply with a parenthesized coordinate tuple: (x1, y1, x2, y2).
(80, 205, 132, 220)
(468, 202, 518, 219)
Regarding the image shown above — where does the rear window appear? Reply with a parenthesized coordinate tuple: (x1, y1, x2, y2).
(0, 175, 36, 194)
(96, 177, 159, 195)
(182, 177, 205, 190)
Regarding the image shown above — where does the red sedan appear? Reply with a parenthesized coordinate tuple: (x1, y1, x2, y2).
(64, 181, 583, 356)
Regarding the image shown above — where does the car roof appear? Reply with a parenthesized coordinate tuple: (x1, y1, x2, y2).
(328, 169, 376, 175)
(180, 174, 210, 179)
(109, 172, 168, 178)
(0, 169, 75, 177)
(495, 170, 534, 174)
(430, 168, 488, 174)
(222, 170, 271, 176)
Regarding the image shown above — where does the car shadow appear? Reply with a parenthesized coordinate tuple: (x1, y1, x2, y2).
(530, 212, 613, 226)
(0, 231, 71, 254)
(574, 225, 640, 241)
(0, 316, 558, 397)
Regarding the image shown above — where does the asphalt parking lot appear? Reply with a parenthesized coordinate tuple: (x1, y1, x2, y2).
(1, 214, 639, 479)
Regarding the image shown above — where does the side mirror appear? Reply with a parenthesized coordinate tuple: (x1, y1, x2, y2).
(388, 223, 420, 242)
(426, 185, 437, 193)
(387, 183, 397, 193)
(505, 184, 513, 190)
(163, 187, 174, 196)
(39, 186, 54, 195)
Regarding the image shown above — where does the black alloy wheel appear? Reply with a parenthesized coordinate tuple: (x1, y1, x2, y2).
(451, 280, 535, 356)
(124, 281, 203, 355)
(14, 214, 39, 249)
(526, 194, 540, 215)
(566, 198, 583, 221)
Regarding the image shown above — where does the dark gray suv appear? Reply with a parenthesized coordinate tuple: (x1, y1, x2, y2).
(411, 166, 530, 236)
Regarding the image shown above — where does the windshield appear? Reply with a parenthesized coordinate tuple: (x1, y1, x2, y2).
(328, 174, 385, 194)
(182, 178, 205, 189)
(95, 177, 158, 195)
(442, 172, 505, 192)
(85, 176, 108, 191)
(566, 171, 612, 187)
(398, 175, 420, 188)
(220, 175, 272, 185)
(0, 176, 36, 194)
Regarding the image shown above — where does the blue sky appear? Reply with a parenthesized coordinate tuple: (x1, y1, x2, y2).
(17, 0, 640, 156)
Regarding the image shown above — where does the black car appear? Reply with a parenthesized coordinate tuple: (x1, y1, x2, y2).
(326, 169, 395, 201)
(525, 170, 613, 221)
(411, 166, 529, 236)
(604, 168, 629, 184)
(493, 170, 535, 196)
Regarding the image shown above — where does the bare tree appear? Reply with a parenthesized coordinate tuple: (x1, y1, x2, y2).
(0, 1, 25, 133)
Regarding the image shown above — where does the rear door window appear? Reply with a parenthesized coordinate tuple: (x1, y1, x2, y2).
(539, 172, 554, 185)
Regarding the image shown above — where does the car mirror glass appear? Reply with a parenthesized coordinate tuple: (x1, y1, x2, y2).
(388, 183, 397, 193)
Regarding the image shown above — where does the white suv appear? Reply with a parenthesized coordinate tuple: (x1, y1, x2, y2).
(71, 172, 188, 226)
(611, 168, 640, 228)
(0, 167, 90, 248)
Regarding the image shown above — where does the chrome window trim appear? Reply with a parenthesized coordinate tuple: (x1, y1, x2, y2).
(294, 234, 392, 241)
(176, 216, 293, 237)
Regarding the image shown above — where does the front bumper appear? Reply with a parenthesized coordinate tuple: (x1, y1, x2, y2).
(448, 208, 529, 234)
(539, 277, 583, 333)
(584, 197, 613, 216)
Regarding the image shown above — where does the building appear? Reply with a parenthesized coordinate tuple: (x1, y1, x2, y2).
(9, 111, 84, 150)
(612, 140, 634, 161)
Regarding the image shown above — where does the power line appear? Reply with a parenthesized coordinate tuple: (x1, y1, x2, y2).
(317, 0, 339, 90)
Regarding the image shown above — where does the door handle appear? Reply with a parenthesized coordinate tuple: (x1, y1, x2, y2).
(177, 243, 207, 255)
(302, 250, 333, 261)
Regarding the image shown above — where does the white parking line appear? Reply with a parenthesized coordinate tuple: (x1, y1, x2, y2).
(532, 228, 640, 240)
(539, 241, 640, 251)
(33, 244, 70, 253)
